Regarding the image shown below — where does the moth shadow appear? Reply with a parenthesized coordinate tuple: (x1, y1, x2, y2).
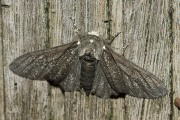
(48, 81, 126, 99)
(110, 93, 126, 99)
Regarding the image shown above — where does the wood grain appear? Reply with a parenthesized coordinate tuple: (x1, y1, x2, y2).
(0, 1, 5, 120)
(0, 0, 178, 120)
(173, 0, 180, 119)
(121, 0, 171, 120)
(2, 0, 50, 119)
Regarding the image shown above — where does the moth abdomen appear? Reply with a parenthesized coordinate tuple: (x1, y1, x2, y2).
(80, 54, 97, 95)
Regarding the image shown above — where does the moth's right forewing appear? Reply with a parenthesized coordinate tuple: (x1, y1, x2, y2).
(9, 41, 78, 81)
(100, 49, 129, 94)
(101, 46, 168, 99)
(113, 51, 168, 98)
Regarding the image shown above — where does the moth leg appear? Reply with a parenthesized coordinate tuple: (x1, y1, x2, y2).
(106, 32, 121, 45)
(122, 42, 129, 56)
(111, 33, 129, 56)
(78, 87, 88, 96)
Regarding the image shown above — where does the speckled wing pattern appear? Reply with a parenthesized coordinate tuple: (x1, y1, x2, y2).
(91, 62, 119, 98)
(58, 60, 81, 92)
(9, 41, 80, 88)
(97, 45, 168, 98)
(9, 38, 168, 99)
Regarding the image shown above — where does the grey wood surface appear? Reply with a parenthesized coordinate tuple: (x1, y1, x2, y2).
(173, 0, 180, 120)
(0, 0, 179, 120)
(0, 1, 5, 120)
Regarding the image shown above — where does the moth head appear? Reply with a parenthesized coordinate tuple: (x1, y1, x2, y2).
(77, 32, 105, 60)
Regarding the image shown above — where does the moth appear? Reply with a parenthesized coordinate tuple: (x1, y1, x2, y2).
(9, 31, 168, 99)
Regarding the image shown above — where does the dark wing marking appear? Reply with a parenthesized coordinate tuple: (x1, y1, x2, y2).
(91, 62, 118, 98)
(9, 41, 79, 82)
(100, 46, 168, 99)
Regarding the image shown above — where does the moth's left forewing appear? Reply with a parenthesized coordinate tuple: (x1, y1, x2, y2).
(101, 45, 168, 99)
(58, 60, 81, 92)
(9, 41, 79, 81)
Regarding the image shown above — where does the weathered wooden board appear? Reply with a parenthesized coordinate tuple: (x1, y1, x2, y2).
(0, 0, 178, 120)
(119, 0, 171, 120)
(173, 0, 180, 120)
(0, 1, 5, 120)
(2, 0, 50, 120)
